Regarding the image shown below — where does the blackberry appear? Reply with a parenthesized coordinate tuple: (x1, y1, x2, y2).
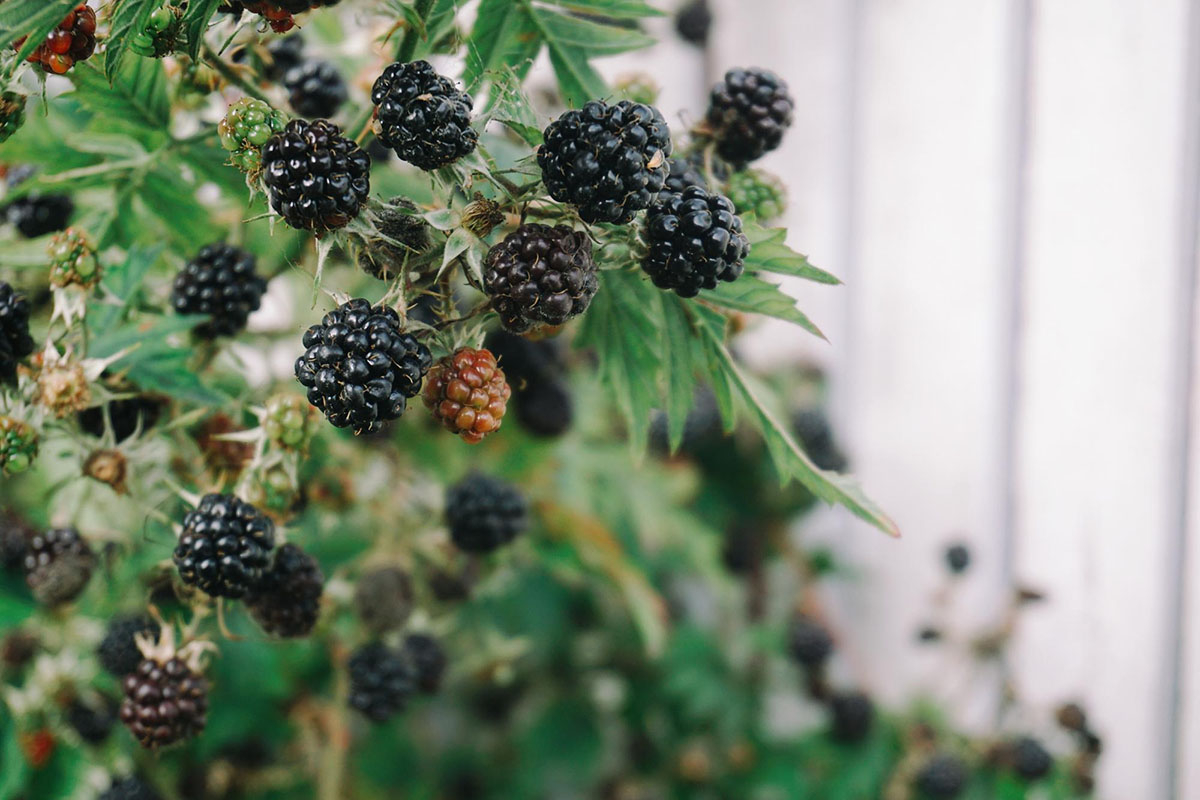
(828, 691, 874, 744)
(294, 298, 432, 433)
(483, 224, 599, 333)
(173, 494, 276, 599)
(171, 243, 267, 339)
(917, 626, 943, 644)
(130, 3, 184, 58)
(16, 3, 97, 75)
(675, 0, 712, 46)
(120, 656, 209, 748)
(285, 60, 348, 119)
(402, 633, 447, 693)
(641, 185, 749, 297)
(1010, 736, 1053, 781)
(218, 97, 287, 176)
(262, 119, 371, 233)
(538, 100, 673, 224)
(0, 91, 26, 144)
(246, 543, 324, 638)
(348, 642, 415, 723)
(371, 60, 478, 170)
(48, 227, 100, 289)
(705, 68, 794, 165)
(915, 754, 969, 799)
(944, 543, 971, 574)
(266, 34, 306, 80)
(726, 168, 788, 222)
(788, 616, 833, 668)
(483, 330, 564, 389)
(67, 693, 119, 744)
(444, 473, 528, 553)
(720, 521, 764, 575)
(358, 198, 433, 280)
(794, 409, 848, 472)
(354, 566, 414, 634)
(6, 187, 74, 238)
(23, 527, 96, 606)
(221, 0, 343, 32)
(0, 510, 32, 572)
(100, 777, 163, 800)
(513, 378, 573, 438)
(0, 416, 38, 475)
(1055, 702, 1088, 732)
(649, 384, 722, 455)
(422, 348, 511, 444)
(264, 394, 316, 450)
(0, 282, 34, 384)
(98, 615, 159, 677)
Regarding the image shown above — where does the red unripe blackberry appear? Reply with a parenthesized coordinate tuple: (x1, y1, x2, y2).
(98, 615, 159, 677)
(245, 543, 324, 638)
(100, 776, 162, 800)
(171, 243, 267, 339)
(483, 224, 598, 333)
(915, 754, 969, 800)
(285, 60, 348, 119)
(173, 494, 276, 599)
(16, 4, 96, 75)
(294, 299, 432, 434)
(828, 690, 874, 744)
(788, 615, 833, 668)
(422, 348, 511, 444)
(261, 119, 370, 233)
(371, 60, 478, 170)
(353, 566, 414, 634)
(641, 185, 749, 297)
(348, 642, 415, 723)
(120, 656, 209, 748)
(24, 527, 96, 606)
(402, 633, 447, 694)
(538, 100, 673, 224)
(0, 281, 34, 384)
(445, 473, 528, 554)
(705, 67, 794, 165)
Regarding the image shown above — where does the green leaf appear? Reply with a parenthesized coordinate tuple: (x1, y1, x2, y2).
(529, 8, 611, 105)
(530, 6, 655, 56)
(139, 165, 222, 248)
(464, 0, 542, 92)
(537, 0, 664, 18)
(89, 316, 231, 406)
(66, 60, 170, 147)
(105, 0, 156, 80)
(483, 67, 543, 145)
(704, 274, 828, 340)
(658, 292, 698, 453)
(92, 244, 164, 332)
(0, 0, 80, 70)
(743, 222, 841, 284)
(179, 0, 222, 60)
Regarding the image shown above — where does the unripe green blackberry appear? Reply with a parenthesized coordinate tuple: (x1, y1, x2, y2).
(242, 462, 300, 515)
(725, 169, 787, 223)
(0, 91, 26, 144)
(129, 3, 184, 58)
(0, 417, 37, 475)
(354, 566, 414, 634)
(218, 98, 287, 177)
(264, 394, 316, 450)
(47, 227, 99, 289)
(24, 527, 96, 606)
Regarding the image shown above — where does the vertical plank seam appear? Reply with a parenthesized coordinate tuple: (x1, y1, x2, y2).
(835, 0, 864, 438)
(1163, 0, 1200, 794)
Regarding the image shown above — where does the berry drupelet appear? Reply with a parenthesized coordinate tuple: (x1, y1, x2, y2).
(285, 60, 348, 119)
(171, 243, 267, 338)
(294, 299, 432, 433)
(444, 473, 528, 553)
(261, 119, 370, 233)
(17, 3, 97, 75)
(422, 348, 511, 443)
(173, 494, 276, 599)
(705, 67, 794, 165)
(98, 615, 159, 677)
(348, 642, 415, 723)
(484, 224, 599, 333)
(641, 185, 749, 297)
(23, 527, 96, 606)
(0, 282, 34, 384)
(245, 543, 324, 638)
(538, 100, 673, 224)
(371, 60, 478, 170)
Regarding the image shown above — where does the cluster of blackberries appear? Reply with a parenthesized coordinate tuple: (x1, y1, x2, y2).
(485, 331, 574, 438)
(17, 3, 96, 75)
(262, 119, 370, 233)
(444, 473, 528, 553)
(0, 281, 34, 384)
(171, 243, 268, 339)
(348, 634, 446, 722)
(483, 224, 599, 333)
(294, 298, 432, 434)
(371, 60, 478, 170)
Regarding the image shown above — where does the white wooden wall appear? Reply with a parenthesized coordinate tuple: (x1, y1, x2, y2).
(609, 1, 1200, 797)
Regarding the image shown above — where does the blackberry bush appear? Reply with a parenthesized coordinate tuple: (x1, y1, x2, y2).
(445, 473, 528, 554)
(705, 67, 795, 165)
(641, 185, 749, 297)
(422, 348, 511, 443)
(371, 60, 478, 170)
(262, 119, 370, 233)
(173, 494, 276, 599)
(171, 242, 268, 338)
(483, 224, 599, 333)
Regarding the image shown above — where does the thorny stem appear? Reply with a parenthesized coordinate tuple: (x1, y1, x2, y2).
(432, 298, 491, 331)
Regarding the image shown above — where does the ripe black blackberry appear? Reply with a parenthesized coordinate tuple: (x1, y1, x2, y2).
(444, 473, 528, 554)
(265, 34, 305, 81)
(4, 166, 74, 239)
(294, 298, 432, 433)
(245, 544, 324, 638)
(371, 60, 478, 170)
(348, 642, 415, 723)
(171, 243, 267, 339)
(944, 543, 971, 574)
(1010, 736, 1053, 781)
(173, 494, 276, 599)
(483, 224, 599, 333)
(402, 633, 447, 694)
(67, 693, 119, 744)
(354, 566, 414, 633)
(514, 378, 573, 438)
(24, 527, 96, 606)
(794, 409, 848, 472)
(915, 754, 969, 800)
(78, 394, 165, 443)
(538, 100, 673, 224)
(788, 616, 833, 668)
(98, 615, 159, 677)
(262, 118, 370, 233)
(285, 60, 348, 119)
(675, 0, 712, 46)
(705, 67, 794, 165)
(100, 776, 162, 800)
(120, 655, 209, 748)
(828, 691, 874, 744)
(483, 330, 565, 389)
(660, 155, 708, 199)
(641, 185, 749, 297)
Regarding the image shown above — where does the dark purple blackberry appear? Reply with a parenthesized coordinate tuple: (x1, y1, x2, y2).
(513, 378, 573, 438)
(915, 754, 969, 800)
(120, 656, 209, 748)
(788, 616, 833, 668)
(285, 60, 347, 119)
(0, 281, 34, 384)
(828, 691, 874, 744)
(0, 509, 32, 572)
(78, 394, 165, 443)
(705, 67, 794, 165)
(444, 474, 528, 554)
(402, 633, 447, 694)
(483, 224, 599, 333)
(98, 615, 159, 677)
(171, 243, 267, 339)
(348, 642, 414, 723)
(371, 60, 477, 170)
(173, 494, 276, 599)
(353, 566, 414, 634)
(261, 118, 370, 233)
(245, 543, 324, 638)
(23, 527, 96, 606)
(794, 409, 848, 472)
(538, 100, 672, 225)
(675, 0, 711, 45)
(293, 298, 432, 433)
(100, 776, 162, 800)
(944, 543, 971, 574)
(1010, 737, 1053, 781)
(641, 185, 748, 297)
(67, 693, 119, 744)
